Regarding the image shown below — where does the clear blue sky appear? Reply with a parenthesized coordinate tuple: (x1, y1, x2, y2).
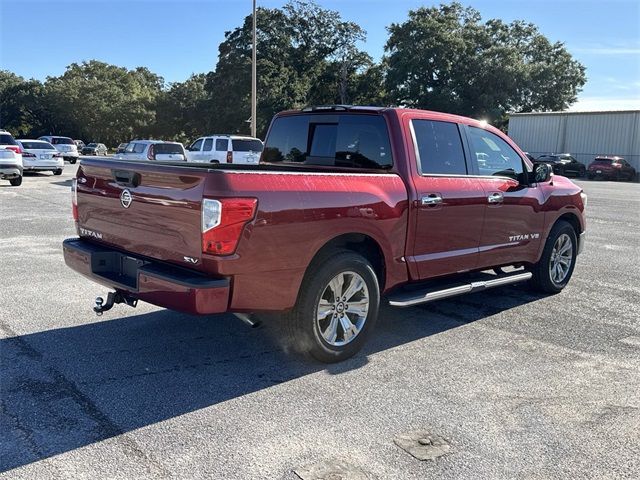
(1, 0, 639, 111)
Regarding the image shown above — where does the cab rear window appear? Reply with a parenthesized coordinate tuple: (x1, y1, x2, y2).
(262, 114, 393, 169)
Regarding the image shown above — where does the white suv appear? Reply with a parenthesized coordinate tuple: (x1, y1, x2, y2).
(38, 135, 79, 163)
(186, 135, 263, 164)
(0, 130, 23, 186)
(115, 140, 187, 161)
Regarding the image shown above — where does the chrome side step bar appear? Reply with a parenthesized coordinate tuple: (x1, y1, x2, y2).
(388, 271, 532, 308)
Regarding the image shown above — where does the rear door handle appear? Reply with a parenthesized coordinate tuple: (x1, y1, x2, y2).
(421, 194, 443, 206)
(487, 192, 504, 204)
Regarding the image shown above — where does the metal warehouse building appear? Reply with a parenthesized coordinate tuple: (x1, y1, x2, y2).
(507, 110, 640, 171)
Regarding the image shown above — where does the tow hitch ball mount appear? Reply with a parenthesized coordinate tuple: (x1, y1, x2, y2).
(94, 291, 138, 316)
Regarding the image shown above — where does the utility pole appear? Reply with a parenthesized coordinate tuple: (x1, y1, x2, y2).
(251, 0, 257, 138)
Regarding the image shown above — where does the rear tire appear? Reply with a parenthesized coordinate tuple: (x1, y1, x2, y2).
(54, 169, 63, 175)
(9, 176, 22, 186)
(530, 221, 577, 294)
(283, 250, 380, 363)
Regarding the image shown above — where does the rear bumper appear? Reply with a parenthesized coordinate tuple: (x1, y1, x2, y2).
(0, 164, 23, 178)
(62, 238, 230, 315)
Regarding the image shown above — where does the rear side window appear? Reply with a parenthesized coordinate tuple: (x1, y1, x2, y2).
(0, 134, 18, 145)
(203, 138, 213, 151)
(215, 139, 228, 151)
(467, 127, 523, 179)
(232, 139, 263, 152)
(51, 137, 74, 145)
(411, 120, 466, 175)
(262, 114, 393, 169)
(154, 143, 183, 154)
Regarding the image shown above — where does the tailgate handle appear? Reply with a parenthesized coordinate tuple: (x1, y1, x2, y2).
(113, 170, 140, 187)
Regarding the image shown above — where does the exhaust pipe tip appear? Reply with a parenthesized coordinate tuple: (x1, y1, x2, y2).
(234, 313, 261, 328)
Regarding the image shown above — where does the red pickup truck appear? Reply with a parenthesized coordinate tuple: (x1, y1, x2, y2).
(63, 106, 586, 362)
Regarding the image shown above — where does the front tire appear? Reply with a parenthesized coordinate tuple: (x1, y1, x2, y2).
(530, 221, 577, 293)
(54, 169, 63, 175)
(284, 251, 380, 363)
(9, 176, 22, 186)
(69, 159, 77, 164)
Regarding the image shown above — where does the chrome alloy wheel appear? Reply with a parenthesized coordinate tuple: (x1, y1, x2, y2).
(549, 233, 573, 285)
(316, 271, 370, 347)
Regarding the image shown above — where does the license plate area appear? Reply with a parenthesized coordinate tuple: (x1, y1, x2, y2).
(91, 251, 147, 290)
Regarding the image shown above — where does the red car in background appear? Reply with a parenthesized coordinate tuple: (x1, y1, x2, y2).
(587, 156, 636, 181)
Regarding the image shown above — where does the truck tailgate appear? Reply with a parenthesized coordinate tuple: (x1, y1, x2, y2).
(76, 159, 206, 271)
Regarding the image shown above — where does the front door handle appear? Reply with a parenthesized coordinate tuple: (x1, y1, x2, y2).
(421, 194, 443, 206)
(487, 192, 504, 204)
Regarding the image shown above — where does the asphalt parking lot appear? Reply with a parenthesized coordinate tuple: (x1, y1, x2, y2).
(1, 165, 639, 479)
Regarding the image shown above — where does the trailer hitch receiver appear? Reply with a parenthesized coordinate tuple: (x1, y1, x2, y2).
(94, 291, 138, 316)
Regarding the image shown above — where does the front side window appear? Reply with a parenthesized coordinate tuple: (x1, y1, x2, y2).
(411, 119, 466, 175)
(467, 127, 523, 179)
(189, 139, 203, 151)
(262, 114, 393, 169)
(203, 138, 213, 151)
(133, 143, 146, 154)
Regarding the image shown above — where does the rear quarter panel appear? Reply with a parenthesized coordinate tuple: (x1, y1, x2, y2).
(203, 170, 410, 311)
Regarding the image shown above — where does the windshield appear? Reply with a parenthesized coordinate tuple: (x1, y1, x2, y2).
(51, 137, 74, 145)
(20, 141, 55, 150)
(232, 139, 264, 152)
(87, 143, 98, 147)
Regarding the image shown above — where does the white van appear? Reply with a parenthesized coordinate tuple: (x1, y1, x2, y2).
(186, 135, 263, 164)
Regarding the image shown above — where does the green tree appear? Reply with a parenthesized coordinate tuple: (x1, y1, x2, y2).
(384, 2, 586, 125)
(204, 0, 384, 138)
(44, 61, 163, 145)
(154, 73, 209, 142)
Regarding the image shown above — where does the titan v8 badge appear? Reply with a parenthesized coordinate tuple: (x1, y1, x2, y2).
(509, 233, 540, 242)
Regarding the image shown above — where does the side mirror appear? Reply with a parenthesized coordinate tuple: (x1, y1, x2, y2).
(532, 163, 553, 183)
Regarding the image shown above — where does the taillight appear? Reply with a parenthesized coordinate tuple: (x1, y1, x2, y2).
(71, 178, 78, 221)
(147, 145, 154, 160)
(201, 198, 257, 255)
(6, 145, 22, 154)
(226, 151, 233, 163)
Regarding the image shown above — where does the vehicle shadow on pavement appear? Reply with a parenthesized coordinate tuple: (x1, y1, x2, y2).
(0, 285, 544, 472)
